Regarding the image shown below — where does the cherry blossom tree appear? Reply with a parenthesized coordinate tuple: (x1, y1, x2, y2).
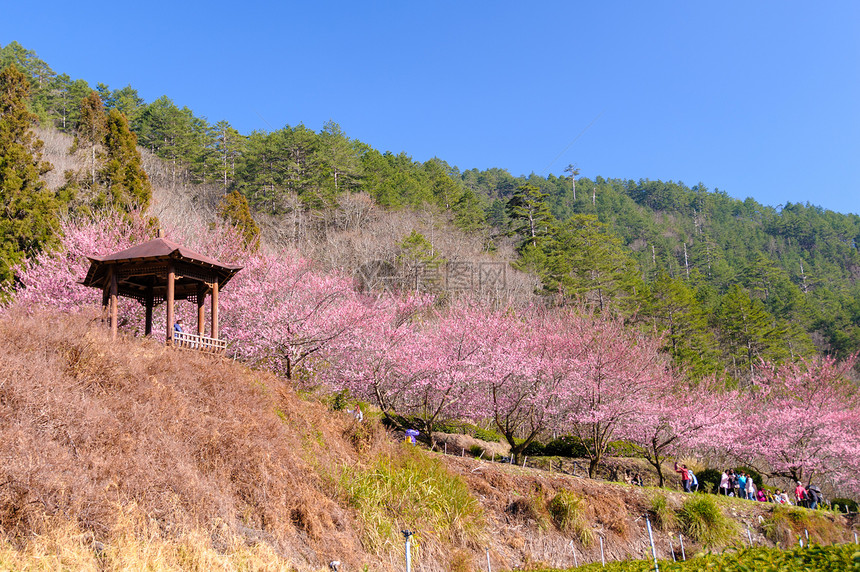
(733, 355, 860, 492)
(480, 308, 577, 462)
(557, 311, 674, 478)
(627, 377, 736, 487)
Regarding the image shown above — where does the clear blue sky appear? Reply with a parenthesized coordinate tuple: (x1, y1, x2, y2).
(3, 1, 859, 214)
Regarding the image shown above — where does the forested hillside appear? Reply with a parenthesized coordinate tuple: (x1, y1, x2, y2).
(3, 40, 860, 384)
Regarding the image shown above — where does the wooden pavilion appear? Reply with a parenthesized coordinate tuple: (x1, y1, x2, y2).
(80, 237, 242, 352)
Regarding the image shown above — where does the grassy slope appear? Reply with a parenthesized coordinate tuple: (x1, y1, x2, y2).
(1, 310, 857, 571)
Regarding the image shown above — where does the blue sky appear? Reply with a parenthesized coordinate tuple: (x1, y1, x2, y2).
(3, 1, 859, 214)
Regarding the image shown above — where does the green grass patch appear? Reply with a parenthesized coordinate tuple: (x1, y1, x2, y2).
(679, 495, 737, 549)
(547, 491, 593, 546)
(647, 492, 679, 532)
(338, 443, 485, 553)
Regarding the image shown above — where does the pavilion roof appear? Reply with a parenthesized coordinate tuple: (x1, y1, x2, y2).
(81, 237, 243, 295)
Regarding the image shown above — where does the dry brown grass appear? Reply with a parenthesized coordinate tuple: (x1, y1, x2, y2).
(0, 308, 373, 570)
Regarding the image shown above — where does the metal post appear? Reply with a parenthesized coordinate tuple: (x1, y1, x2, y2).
(679, 534, 686, 561)
(646, 516, 660, 572)
(798, 536, 803, 548)
(403, 531, 414, 572)
(569, 541, 577, 568)
(668, 536, 676, 562)
(599, 535, 605, 568)
(485, 548, 491, 572)
(523, 456, 528, 468)
(747, 526, 753, 547)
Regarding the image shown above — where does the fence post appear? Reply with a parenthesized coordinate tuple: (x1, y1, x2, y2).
(485, 548, 491, 572)
(747, 526, 753, 547)
(569, 540, 578, 568)
(668, 536, 676, 562)
(646, 515, 659, 572)
(403, 531, 414, 572)
(679, 534, 686, 561)
(599, 534, 605, 568)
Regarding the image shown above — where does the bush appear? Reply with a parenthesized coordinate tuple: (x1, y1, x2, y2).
(547, 491, 593, 546)
(468, 444, 485, 457)
(521, 440, 545, 456)
(473, 427, 501, 442)
(339, 443, 485, 551)
(697, 468, 722, 494)
(648, 493, 678, 531)
(328, 389, 350, 411)
(541, 436, 590, 458)
(832, 497, 858, 512)
(607, 440, 643, 458)
(679, 496, 737, 548)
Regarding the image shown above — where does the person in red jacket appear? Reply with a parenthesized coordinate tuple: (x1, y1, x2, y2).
(795, 481, 808, 507)
(674, 462, 692, 493)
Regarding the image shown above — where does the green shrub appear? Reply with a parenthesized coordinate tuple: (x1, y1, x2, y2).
(521, 440, 545, 456)
(547, 491, 593, 546)
(607, 440, 643, 457)
(541, 436, 590, 458)
(473, 427, 501, 442)
(328, 389, 350, 411)
(339, 443, 484, 552)
(468, 444, 485, 457)
(648, 492, 678, 531)
(832, 497, 858, 512)
(679, 496, 737, 548)
(696, 468, 722, 494)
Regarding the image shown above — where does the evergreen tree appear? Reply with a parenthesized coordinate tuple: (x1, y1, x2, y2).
(715, 284, 787, 382)
(217, 189, 260, 249)
(505, 183, 555, 250)
(0, 65, 60, 284)
(542, 214, 642, 312)
(639, 273, 720, 378)
(76, 91, 106, 187)
(98, 108, 151, 212)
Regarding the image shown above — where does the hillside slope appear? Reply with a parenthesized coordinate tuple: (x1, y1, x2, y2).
(1, 310, 857, 571)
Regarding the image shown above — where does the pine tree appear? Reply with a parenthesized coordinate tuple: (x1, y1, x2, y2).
(76, 91, 106, 187)
(505, 183, 555, 250)
(542, 214, 642, 312)
(99, 108, 151, 212)
(0, 65, 59, 284)
(217, 189, 260, 249)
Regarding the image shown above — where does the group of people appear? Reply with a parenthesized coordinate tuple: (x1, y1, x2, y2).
(716, 469, 824, 508)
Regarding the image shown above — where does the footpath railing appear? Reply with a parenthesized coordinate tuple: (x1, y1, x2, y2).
(172, 331, 228, 354)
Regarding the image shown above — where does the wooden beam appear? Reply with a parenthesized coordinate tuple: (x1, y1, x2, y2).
(197, 282, 207, 336)
(166, 262, 175, 345)
(110, 268, 118, 340)
(211, 279, 219, 340)
(145, 285, 153, 337)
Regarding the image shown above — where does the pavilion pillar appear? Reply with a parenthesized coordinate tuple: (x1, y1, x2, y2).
(145, 286, 154, 337)
(197, 282, 207, 336)
(166, 262, 175, 345)
(109, 268, 118, 340)
(210, 279, 219, 340)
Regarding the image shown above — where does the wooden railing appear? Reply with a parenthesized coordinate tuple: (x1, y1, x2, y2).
(172, 331, 228, 354)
